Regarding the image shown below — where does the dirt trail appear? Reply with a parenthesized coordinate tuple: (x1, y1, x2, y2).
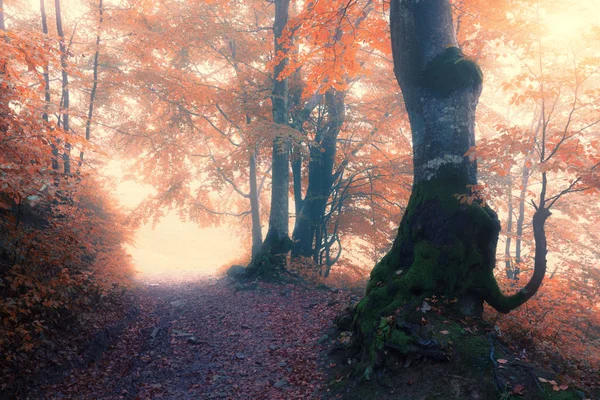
(34, 278, 349, 400)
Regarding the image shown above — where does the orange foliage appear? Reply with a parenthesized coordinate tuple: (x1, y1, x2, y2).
(0, 0, 598, 392)
(487, 272, 600, 376)
(0, 5, 135, 392)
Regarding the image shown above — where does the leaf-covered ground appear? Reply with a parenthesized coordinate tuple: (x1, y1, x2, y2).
(32, 278, 351, 399)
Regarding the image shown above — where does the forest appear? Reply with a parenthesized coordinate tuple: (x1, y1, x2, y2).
(0, 0, 599, 398)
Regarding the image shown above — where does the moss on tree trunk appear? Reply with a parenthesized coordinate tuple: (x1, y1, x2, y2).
(352, 164, 503, 370)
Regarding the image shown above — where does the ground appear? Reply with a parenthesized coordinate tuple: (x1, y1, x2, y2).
(22, 277, 597, 400)
(28, 277, 351, 399)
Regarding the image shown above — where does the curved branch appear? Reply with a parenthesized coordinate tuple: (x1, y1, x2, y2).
(484, 207, 551, 313)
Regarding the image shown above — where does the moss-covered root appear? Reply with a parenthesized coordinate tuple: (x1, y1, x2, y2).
(245, 251, 281, 280)
(352, 174, 507, 372)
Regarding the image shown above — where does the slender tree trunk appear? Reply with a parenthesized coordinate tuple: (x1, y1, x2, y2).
(289, 69, 305, 221)
(0, 0, 5, 32)
(290, 4, 369, 264)
(40, 0, 59, 170)
(292, 89, 345, 258)
(80, 0, 103, 164)
(291, 146, 303, 218)
(505, 175, 515, 279)
(260, 0, 291, 261)
(40, 0, 50, 124)
(55, 0, 70, 174)
(514, 161, 530, 278)
(249, 147, 262, 258)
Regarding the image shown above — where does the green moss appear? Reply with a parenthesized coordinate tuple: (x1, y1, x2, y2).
(355, 287, 394, 338)
(387, 330, 411, 353)
(455, 335, 490, 372)
(400, 242, 439, 291)
(420, 46, 483, 97)
(353, 167, 510, 371)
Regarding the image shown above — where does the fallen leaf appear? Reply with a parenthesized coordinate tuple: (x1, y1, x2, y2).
(512, 384, 526, 395)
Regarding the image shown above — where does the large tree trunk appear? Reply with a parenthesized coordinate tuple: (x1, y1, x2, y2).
(351, 0, 550, 373)
(250, 0, 292, 274)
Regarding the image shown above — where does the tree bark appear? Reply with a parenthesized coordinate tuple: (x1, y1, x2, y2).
(514, 160, 530, 277)
(40, 0, 51, 124)
(249, 147, 262, 258)
(292, 89, 345, 259)
(0, 0, 5, 32)
(40, 0, 60, 170)
(351, 0, 550, 371)
(254, 0, 292, 270)
(505, 175, 515, 279)
(80, 0, 103, 165)
(55, 0, 70, 174)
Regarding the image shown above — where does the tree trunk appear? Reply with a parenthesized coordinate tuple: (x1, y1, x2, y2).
(80, 0, 103, 165)
(0, 0, 5, 32)
(514, 160, 530, 278)
(291, 145, 303, 218)
(40, 0, 51, 124)
(505, 175, 515, 279)
(351, 0, 550, 372)
(289, 69, 305, 221)
(252, 0, 292, 272)
(40, 0, 60, 170)
(249, 148, 262, 258)
(292, 89, 344, 259)
(55, 0, 70, 174)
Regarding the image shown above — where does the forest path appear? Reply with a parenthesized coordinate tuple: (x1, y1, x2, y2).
(36, 277, 350, 399)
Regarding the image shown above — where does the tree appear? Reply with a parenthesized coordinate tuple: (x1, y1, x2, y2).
(350, 0, 558, 373)
(54, 0, 70, 174)
(290, 1, 371, 263)
(255, 0, 292, 266)
(80, 0, 103, 166)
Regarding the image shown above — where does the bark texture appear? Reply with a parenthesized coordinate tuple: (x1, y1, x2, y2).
(55, 0, 70, 174)
(351, 0, 550, 372)
(40, 0, 60, 171)
(80, 0, 103, 165)
(249, 0, 292, 275)
(0, 0, 5, 32)
(249, 149, 262, 258)
(292, 90, 345, 261)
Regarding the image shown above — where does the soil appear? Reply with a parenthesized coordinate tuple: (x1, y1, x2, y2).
(27, 277, 350, 399)
(21, 277, 598, 400)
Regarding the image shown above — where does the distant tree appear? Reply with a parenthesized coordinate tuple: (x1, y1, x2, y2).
(54, 0, 70, 174)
